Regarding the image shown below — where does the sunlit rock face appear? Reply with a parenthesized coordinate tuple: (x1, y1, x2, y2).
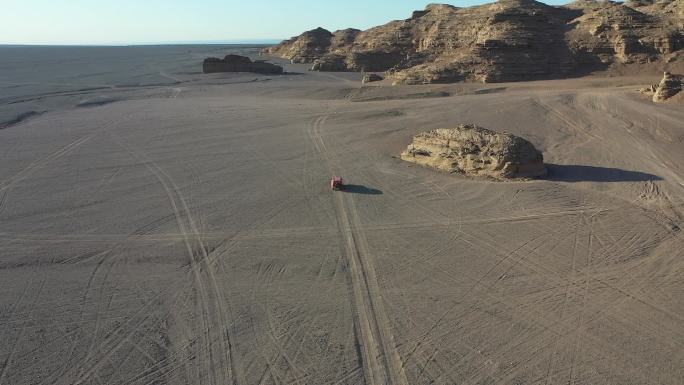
(401, 124, 547, 179)
(263, 0, 683, 84)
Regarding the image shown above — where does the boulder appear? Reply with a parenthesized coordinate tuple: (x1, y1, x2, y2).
(202, 55, 283, 74)
(362, 73, 384, 83)
(653, 71, 683, 102)
(401, 124, 546, 179)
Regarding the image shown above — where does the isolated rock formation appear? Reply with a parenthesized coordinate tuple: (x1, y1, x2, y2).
(362, 73, 384, 83)
(203, 55, 283, 74)
(401, 124, 546, 179)
(263, 0, 683, 84)
(641, 71, 684, 101)
(653, 71, 683, 101)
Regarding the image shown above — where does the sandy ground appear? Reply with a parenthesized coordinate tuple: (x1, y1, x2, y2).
(0, 56, 683, 385)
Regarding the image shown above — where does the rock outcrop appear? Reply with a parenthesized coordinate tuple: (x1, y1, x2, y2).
(362, 73, 384, 83)
(653, 71, 683, 101)
(264, 0, 683, 84)
(203, 55, 283, 74)
(565, 0, 683, 62)
(262, 27, 336, 64)
(401, 124, 546, 179)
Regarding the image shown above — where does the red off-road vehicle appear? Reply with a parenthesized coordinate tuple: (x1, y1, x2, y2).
(330, 176, 344, 191)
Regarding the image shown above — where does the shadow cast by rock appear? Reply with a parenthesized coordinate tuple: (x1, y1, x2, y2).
(342, 184, 383, 195)
(546, 164, 662, 182)
(0, 111, 45, 130)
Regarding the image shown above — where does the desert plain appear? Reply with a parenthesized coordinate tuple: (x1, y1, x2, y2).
(0, 45, 683, 385)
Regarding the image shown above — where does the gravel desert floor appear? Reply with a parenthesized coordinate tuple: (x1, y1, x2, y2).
(1, 48, 683, 385)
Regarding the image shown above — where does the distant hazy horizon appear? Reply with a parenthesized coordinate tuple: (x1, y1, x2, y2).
(0, 41, 281, 47)
(3, 0, 571, 46)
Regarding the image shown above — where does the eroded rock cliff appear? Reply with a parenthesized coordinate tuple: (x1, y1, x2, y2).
(401, 124, 546, 179)
(264, 0, 683, 84)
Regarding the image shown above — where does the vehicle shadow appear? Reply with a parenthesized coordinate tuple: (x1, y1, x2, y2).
(545, 164, 662, 182)
(343, 184, 383, 195)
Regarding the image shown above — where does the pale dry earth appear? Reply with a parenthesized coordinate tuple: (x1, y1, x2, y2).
(1, 52, 683, 385)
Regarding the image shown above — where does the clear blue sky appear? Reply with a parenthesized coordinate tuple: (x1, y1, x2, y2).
(1, 0, 570, 45)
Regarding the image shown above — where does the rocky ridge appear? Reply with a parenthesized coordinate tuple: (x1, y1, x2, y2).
(401, 124, 547, 179)
(263, 0, 683, 84)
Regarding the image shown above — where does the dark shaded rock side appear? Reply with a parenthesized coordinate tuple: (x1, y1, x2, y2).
(203, 55, 283, 74)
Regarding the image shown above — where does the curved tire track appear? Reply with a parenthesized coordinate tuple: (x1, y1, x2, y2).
(115, 131, 252, 385)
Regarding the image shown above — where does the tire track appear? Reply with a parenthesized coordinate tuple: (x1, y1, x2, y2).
(586, 220, 684, 327)
(0, 191, 7, 217)
(400, 227, 564, 374)
(310, 111, 408, 385)
(533, 96, 601, 141)
(543, 215, 581, 385)
(81, 167, 122, 206)
(0, 280, 33, 383)
(569, 215, 593, 385)
(68, 283, 186, 385)
(77, 257, 117, 380)
(256, 246, 330, 385)
(367, 227, 463, 384)
(0, 208, 598, 245)
(264, 307, 311, 384)
(378, 225, 460, 281)
(395, 215, 581, 369)
(0, 281, 45, 385)
(232, 162, 340, 384)
(103, 282, 197, 385)
(58, 214, 176, 266)
(277, 116, 361, 383)
(49, 213, 186, 385)
(458, 214, 680, 384)
(72, 271, 196, 385)
(111, 136, 216, 385)
(0, 135, 92, 193)
(114, 134, 244, 385)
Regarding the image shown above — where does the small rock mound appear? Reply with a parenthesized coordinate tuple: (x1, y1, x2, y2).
(653, 71, 683, 102)
(203, 55, 283, 74)
(401, 124, 546, 179)
(362, 73, 384, 83)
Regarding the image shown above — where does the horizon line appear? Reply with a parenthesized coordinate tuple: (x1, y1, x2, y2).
(0, 39, 283, 47)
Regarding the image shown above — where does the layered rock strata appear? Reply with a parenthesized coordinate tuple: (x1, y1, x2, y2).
(401, 124, 546, 179)
(264, 0, 683, 84)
